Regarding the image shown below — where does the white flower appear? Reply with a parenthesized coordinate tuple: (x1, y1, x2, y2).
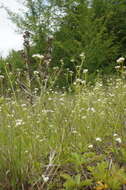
(83, 69, 88, 73)
(115, 137, 122, 143)
(16, 119, 24, 126)
(53, 66, 59, 70)
(21, 104, 26, 107)
(81, 80, 86, 85)
(87, 107, 96, 112)
(96, 137, 102, 142)
(0, 75, 4, 79)
(34, 71, 39, 75)
(115, 65, 120, 69)
(72, 130, 78, 134)
(80, 52, 85, 58)
(76, 78, 81, 83)
(88, 144, 93, 148)
(42, 175, 49, 182)
(32, 54, 44, 59)
(70, 59, 75, 62)
(81, 115, 86, 119)
(113, 133, 118, 137)
(116, 57, 125, 64)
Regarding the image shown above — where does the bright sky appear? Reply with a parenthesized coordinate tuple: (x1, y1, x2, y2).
(0, 0, 23, 57)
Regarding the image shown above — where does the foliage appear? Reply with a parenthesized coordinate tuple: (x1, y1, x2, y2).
(0, 74, 126, 189)
(3, 0, 126, 86)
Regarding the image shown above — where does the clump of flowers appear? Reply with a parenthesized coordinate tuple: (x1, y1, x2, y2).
(116, 57, 125, 64)
(32, 54, 44, 59)
(115, 65, 121, 69)
(83, 69, 88, 73)
(15, 119, 24, 126)
(88, 144, 93, 148)
(115, 137, 122, 143)
(42, 175, 49, 182)
(80, 52, 85, 59)
(113, 133, 118, 137)
(96, 137, 102, 142)
(33, 70, 39, 75)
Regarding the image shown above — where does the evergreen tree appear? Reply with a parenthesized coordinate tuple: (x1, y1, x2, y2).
(52, 0, 118, 75)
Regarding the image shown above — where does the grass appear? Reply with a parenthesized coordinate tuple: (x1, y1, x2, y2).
(0, 76, 126, 189)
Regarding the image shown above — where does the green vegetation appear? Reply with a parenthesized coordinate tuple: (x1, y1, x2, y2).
(0, 0, 126, 189)
(0, 0, 126, 87)
(0, 74, 126, 189)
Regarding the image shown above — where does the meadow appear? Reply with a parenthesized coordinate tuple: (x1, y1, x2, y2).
(0, 68, 126, 189)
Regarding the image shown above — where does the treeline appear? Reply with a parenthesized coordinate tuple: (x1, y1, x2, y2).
(1, 0, 126, 88)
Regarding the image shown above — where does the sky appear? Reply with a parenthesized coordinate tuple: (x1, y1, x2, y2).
(0, 0, 23, 57)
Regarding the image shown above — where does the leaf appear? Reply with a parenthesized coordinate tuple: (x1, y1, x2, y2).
(80, 179, 92, 187)
(61, 173, 72, 181)
(75, 174, 81, 185)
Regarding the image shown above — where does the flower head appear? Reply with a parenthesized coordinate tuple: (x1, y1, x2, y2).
(42, 175, 49, 182)
(115, 66, 120, 69)
(34, 71, 39, 75)
(88, 144, 93, 148)
(15, 119, 24, 126)
(83, 69, 88, 73)
(80, 52, 85, 60)
(96, 137, 102, 142)
(113, 133, 118, 137)
(116, 57, 125, 64)
(0, 75, 4, 79)
(115, 137, 122, 143)
(32, 54, 44, 59)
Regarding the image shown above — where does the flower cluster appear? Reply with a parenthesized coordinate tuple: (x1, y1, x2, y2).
(116, 57, 125, 64)
(32, 54, 44, 59)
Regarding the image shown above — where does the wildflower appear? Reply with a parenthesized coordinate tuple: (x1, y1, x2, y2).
(34, 71, 39, 75)
(87, 107, 96, 112)
(69, 71, 74, 75)
(81, 80, 86, 85)
(42, 175, 49, 182)
(0, 75, 4, 79)
(21, 104, 26, 107)
(60, 59, 64, 65)
(53, 66, 59, 70)
(48, 97, 53, 101)
(88, 144, 93, 148)
(115, 137, 122, 143)
(113, 133, 118, 137)
(70, 58, 75, 62)
(81, 115, 86, 119)
(34, 88, 39, 91)
(115, 65, 120, 69)
(15, 119, 24, 126)
(83, 69, 88, 73)
(96, 137, 102, 142)
(72, 130, 78, 134)
(116, 57, 125, 64)
(76, 78, 82, 83)
(32, 54, 44, 59)
(80, 52, 85, 58)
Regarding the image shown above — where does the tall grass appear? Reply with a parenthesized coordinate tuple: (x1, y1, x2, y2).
(0, 75, 126, 189)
